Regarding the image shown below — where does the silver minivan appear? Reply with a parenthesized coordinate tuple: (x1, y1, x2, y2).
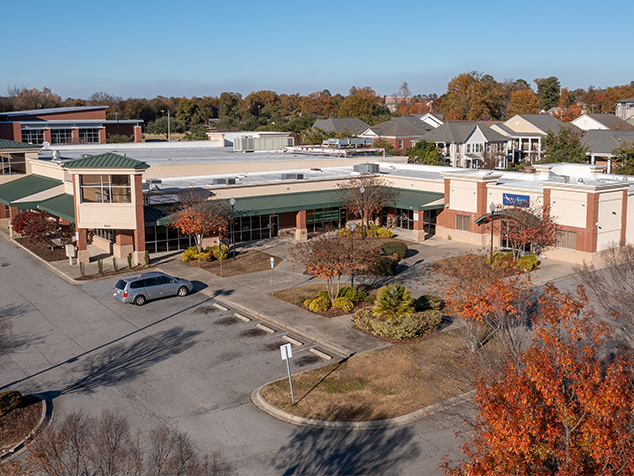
(113, 272, 193, 306)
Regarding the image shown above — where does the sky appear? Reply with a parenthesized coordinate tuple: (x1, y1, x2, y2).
(3, 0, 633, 100)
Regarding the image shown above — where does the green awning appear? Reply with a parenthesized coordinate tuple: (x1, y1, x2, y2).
(150, 187, 445, 226)
(0, 174, 64, 209)
(145, 204, 174, 226)
(475, 208, 538, 226)
(37, 194, 75, 223)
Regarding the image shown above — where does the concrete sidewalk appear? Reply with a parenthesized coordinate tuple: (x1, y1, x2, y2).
(2, 229, 579, 357)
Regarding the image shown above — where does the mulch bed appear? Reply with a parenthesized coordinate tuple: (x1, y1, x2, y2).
(15, 238, 68, 262)
(185, 250, 282, 277)
(0, 395, 42, 451)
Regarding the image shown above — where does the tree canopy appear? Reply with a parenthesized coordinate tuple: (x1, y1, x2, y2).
(405, 140, 443, 165)
(540, 127, 588, 163)
(535, 76, 561, 111)
(611, 141, 634, 175)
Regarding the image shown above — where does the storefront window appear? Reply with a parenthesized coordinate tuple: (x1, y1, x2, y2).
(81, 174, 131, 204)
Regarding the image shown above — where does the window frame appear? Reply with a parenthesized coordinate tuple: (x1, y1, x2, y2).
(80, 174, 132, 204)
(455, 214, 470, 232)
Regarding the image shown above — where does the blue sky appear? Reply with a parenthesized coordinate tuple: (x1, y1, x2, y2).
(4, 0, 632, 100)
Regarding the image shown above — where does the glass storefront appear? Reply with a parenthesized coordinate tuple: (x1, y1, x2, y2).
(230, 214, 278, 243)
(145, 225, 194, 253)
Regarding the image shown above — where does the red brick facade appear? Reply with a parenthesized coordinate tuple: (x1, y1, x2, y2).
(133, 174, 146, 252)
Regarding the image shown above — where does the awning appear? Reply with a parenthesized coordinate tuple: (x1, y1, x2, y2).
(475, 208, 538, 226)
(149, 187, 445, 226)
(0, 174, 64, 210)
(37, 194, 75, 223)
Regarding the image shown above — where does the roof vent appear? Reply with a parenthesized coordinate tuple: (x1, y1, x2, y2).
(577, 178, 585, 184)
(281, 173, 304, 180)
(81, 154, 92, 159)
(212, 178, 236, 185)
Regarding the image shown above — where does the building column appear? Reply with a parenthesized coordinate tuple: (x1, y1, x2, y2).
(411, 211, 425, 242)
(8, 206, 19, 237)
(114, 230, 135, 259)
(77, 228, 90, 265)
(0, 204, 8, 229)
(133, 126, 143, 143)
(98, 127, 107, 144)
(71, 128, 80, 144)
(132, 174, 146, 265)
(584, 192, 599, 253)
(621, 189, 628, 246)
(43, 129, 52, 144)
(295, 210, 307, 241)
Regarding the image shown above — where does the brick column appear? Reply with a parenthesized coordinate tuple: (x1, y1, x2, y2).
(133, 126, 143, 143)
(8, 206, 19, 238)
(13, 123, 22, 141)
(133, 174, 146, 265)
(295, 210, 307, 241)
(71, 128, 80, 144)
(98, 127, 107, 144)
(621, 189, 628, 246)
(114, 230, 135, 259)
(0, 204, 8, 229)
(475, 182, 488, 234)
(412, 211, 425, 242)
(76, 228, 90, 265)
(436, 178, 451, 229)
(43, 129, 52, 144)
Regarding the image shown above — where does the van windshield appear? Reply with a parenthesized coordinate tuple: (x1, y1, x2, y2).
(115, 280, 126, 290)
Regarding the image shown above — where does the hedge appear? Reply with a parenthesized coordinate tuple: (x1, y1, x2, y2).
(381, 241, 408, 260)
(369, 256, 398, 276)
(352, 308, 442, 340)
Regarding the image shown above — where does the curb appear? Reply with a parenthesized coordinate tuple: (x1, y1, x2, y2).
(0, 394, 52, 461)
(199, 290, 354, 358)
(251, 382, 474, 431)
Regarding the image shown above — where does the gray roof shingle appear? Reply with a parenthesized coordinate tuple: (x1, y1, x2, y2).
(312, 118, 370, 135)
(422, 121, 509, 143)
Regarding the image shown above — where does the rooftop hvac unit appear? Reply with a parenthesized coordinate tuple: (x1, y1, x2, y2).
(354, 163, 379, 174)
(233, 136, 255, 152)
(281, 173, 304, 180)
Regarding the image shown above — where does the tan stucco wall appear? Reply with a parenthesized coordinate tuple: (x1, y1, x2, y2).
(550, 189, 587, 228)
(27, 159, 72, 181)
(505, 116, 542, 134)
(436, 225, 487, 246)
(448, 181, 478, 213)
(596, 190, 624, 250)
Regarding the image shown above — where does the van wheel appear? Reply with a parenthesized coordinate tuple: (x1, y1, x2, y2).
(134, 295, 146, 306)
(177, 286, 189, 297)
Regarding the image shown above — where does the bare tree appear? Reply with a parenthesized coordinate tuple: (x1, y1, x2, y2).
(337, 174, 397, 236)
(5, 410, 234, 476)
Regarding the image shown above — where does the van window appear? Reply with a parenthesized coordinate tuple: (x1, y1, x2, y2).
(130, 280, 142, 289)
(145, 277, 160, 286)
(158, 275, 172, 285)
(115, 280, 126, 290)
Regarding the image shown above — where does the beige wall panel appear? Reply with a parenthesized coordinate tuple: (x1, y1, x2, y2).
(448, 182, 477, 213)
(27, 160, 71, 181)
(550, 189, 587, 228)
(627, 195, 634, 243)
(76, 204, 137, 229)
(436, 226, 486, 246)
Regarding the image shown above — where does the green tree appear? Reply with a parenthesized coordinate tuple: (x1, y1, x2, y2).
(540, 127, 588, 163)
(405, 140, 443, 165)
(612, 142, 634, 175)
(373, 138, 398, 156)
(146, 116, 186, 139)
(373, 283, 415, 319)
(440, 71, 490, 121)
(337, 86, 382, 118)
(535, 76, 560, 110)
(183, 125, 208, 141)
(219, 92, 244, 122)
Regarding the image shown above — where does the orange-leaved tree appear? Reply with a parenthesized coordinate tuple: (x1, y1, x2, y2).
(168, 193, 230, 265)
(436, 253, 532, 355)
(444, 284, 634, 475)
(290, 232, 376, 301)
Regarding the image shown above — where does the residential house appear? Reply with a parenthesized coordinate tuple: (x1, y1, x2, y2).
(412, 113, 444, 129)
(359, 119, 429, 154)
(572, 113, 633, 131)
(421, 121, 510, 168)
(581, 129, 634, 172)
(311, 118, 370, 136)
(490, 114, 581, 163)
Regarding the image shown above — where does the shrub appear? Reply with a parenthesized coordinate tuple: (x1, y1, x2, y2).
(144, 250, 150, 266)
(352, 308, 442, 340)
(210, 245, 229, 260)
(0, 390, 22, 416)
(200, 251, 213, 261)
(338, 228, 351, 238)
(303, 299, 312, 307)
(415, 294, 441, 312)
(309, 296, 331, 312)
(365, 295, 376, 304)
(374, 283, 415, 319)
(369, 256, 398, 276)
(181, 249, 198, 262)
(112, 257, 118, 272)
(516, 254, 538, 271)
(97, 259, 103, 274)
(318, 290, 329, 299)
(333, 296, 354, 313)
(375, 227, 394, 238)
(381, 241, 407, 260)
(127, 253, 133, 269)
(338, 287, 358, 301)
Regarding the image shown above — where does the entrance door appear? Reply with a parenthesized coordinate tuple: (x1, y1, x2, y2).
(269, 215, 279, 238)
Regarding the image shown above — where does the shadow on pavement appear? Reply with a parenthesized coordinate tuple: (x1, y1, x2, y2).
(273, 424, 421, 475)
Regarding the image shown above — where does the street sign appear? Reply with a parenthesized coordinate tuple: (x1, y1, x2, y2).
(270, 257, 275, 268)
(281, 343, 292, 360)
(280, 343, 295, 404)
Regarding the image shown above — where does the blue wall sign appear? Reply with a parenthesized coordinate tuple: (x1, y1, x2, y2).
(502, 193, 530, 207)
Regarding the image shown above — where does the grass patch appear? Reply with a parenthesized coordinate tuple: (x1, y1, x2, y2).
(261, 331, 466, 421)
(0, 395, 42, 451)
(432, 254, 519, 278)
(187, 250, 282, 277)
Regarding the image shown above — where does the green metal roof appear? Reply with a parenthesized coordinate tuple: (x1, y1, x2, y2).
(0, 174, 63, 208)
(0, 139, 42, 150)
(151, 187, 445, 226)
(63, 152, 149, 170)
(144, 204, 173, 226)
(474, 208, 538, 226)
(37, 194, 75, 223)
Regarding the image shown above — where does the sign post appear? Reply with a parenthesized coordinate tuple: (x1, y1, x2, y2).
(280, 343, 295, 404)
(270, 257, 275, 296)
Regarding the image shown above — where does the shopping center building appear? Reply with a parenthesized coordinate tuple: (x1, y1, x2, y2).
(0, 138, 632, 265)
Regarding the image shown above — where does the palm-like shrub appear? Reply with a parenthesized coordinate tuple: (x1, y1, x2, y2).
(373, 283, 414, 319)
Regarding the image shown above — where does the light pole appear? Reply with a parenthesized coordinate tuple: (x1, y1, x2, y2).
(230, 197, 236, 260)
(360, 185, 365, 238)
(349, 221, 356, 288)
(489, 202, 496, 264)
